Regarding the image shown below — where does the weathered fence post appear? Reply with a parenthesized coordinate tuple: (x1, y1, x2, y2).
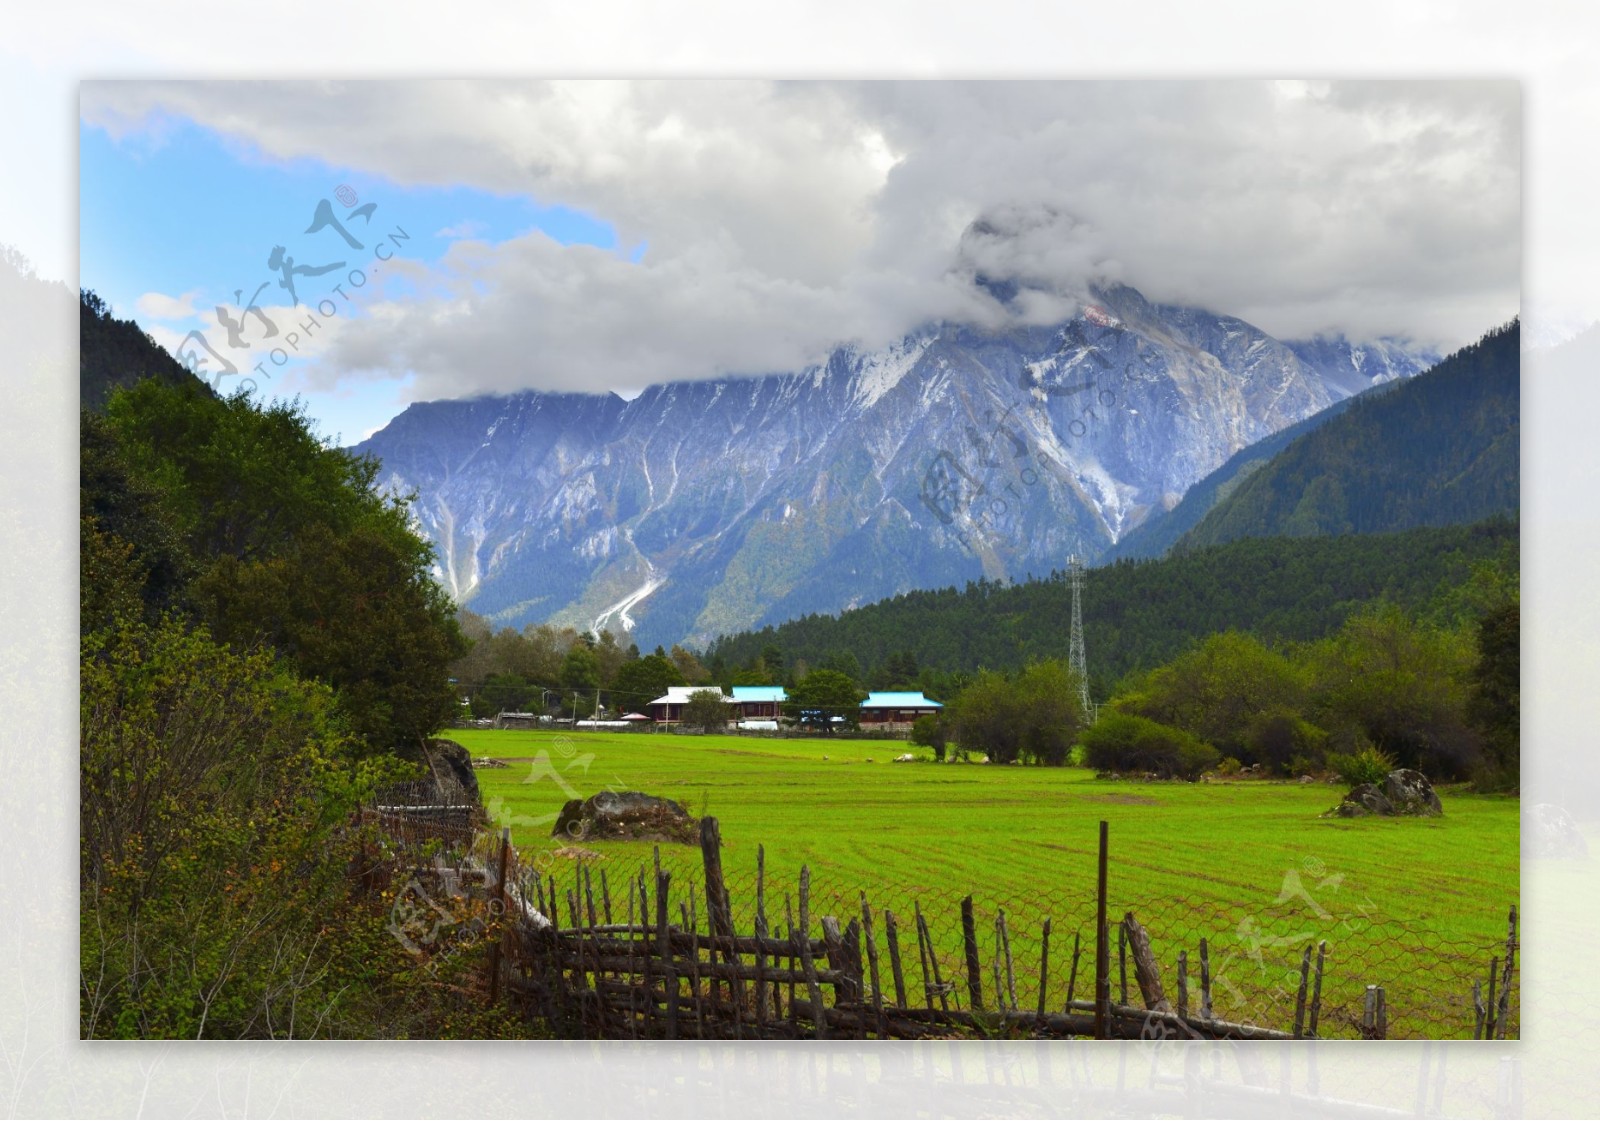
(916, 904, 949, 1011)
(1066, 931, 1081, 1009)
(1122, 913, 1171, 1013)
(699, 817, 745, 1026)
(860, 894, 887, 1037)
(1484, 957, 1499, 1040)
(656, 868, 677, 1038)
(797, 866, 827, 1038)
(884, 909, 908, 1008)
(822, 916, 854, 1005)
(485, 826, 511, 1008)
(1293, 944, 1312, 1038)
(1118, 922, 1128, 1006)
(961, 895, 984, 1012)
(1198, 937, 1213, 1021)
(1495, 905, 1518, 1040)
(1362, 983, 1378, 1040)
(1037, 918, 1052, 1018)
(1095, 820, 1109, 1039)
(754, 845, 769, 1028)
(1309, 940, 1326, 1039)
(1176, 950, 1188, 1020)
(999, 909, 1017, 1012)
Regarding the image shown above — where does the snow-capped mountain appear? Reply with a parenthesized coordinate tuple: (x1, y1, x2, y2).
(353, 283, 1436, 649)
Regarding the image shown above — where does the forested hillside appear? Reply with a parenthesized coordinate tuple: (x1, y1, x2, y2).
(1175, 321, 1519, 551)
(79, 288, 213, 411)
(1105, 387, 1377, 561)
(704, 518, 1518, 697)
(77, 289, 521, 1039)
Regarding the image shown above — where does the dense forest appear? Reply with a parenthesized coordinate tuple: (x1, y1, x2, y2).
(79, 289, 522, 1038)
(79, 288, 215, 411)
(704, 517, 1518, 699)
(1176, 320, 1519, 550)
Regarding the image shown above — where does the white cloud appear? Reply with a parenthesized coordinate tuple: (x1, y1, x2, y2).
(434, 220, 487, 239)
(82, 79, 1521, 400)
(134, 289, 201, 320)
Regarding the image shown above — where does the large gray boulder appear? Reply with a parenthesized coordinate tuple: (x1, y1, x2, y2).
(1381, 769, 1443, 816)
(552, 791, 698, 844)
(1331, 783, 1395, 817)
(1327, 769, 1443, 818)
(424, 738, 481, 805)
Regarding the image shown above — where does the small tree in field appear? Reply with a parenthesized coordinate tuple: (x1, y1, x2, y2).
(910, 714, 947, 761)
(783, 669, 867, 734)
(682, 688, 731, 733)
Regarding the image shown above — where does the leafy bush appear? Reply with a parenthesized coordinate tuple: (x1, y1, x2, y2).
(910, 714, 947, 761)
(1178, 739, 1222, 780)
(1328, 743, 1398, 787)
(1079, 713, 1217, 780)
(1216, 756, 1243, 777)
(1244, 707, 1329, 775)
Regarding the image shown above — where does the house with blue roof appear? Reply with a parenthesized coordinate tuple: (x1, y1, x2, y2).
(730, 686, 786, 722)
(858, 691, 943, 729)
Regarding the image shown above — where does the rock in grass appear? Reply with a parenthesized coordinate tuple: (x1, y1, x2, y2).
(1327, 769, 1442, 817)
(424, 737, 481, 804)
(1332, 783, 1395, 817)
(552, 791, 699, 844)
(1382, 768, 1443, 815)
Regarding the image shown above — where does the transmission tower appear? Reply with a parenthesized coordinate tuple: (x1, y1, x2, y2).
(1067, 554, 1092, 719)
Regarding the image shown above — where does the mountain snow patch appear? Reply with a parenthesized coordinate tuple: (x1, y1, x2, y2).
(852, 335, 934, 410)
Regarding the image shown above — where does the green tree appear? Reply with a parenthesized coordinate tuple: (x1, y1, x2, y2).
(1079, 712, 1219, 779)
(98, 377, 466, 757)
(561, 644, 601, 692)
(472, 673, 539, 718)
(949, 660, 1085, 765)
(1469, 600, 1519, 789)
(1127, 631, 1306, 762)
(1307, 604, 1481, 777)
(910, 713, 948, 761)
(610, 653, 686, 712)
(669, 644, 711, 685)
(784, 669, 867, 733)
(682, 688, 731, 733)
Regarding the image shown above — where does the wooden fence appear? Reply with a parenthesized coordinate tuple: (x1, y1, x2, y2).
(363, 801, 1518, 1041)
(468, 816, 1515, 1041)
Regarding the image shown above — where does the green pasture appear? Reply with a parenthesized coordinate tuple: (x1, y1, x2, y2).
(450, 727, 1520, 1037)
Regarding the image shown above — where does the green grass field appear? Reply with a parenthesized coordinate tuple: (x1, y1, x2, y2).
(450, 727, 1520, 1037)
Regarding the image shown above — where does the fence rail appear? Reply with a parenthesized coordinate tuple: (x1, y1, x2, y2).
(363, 807, 1517, 1041)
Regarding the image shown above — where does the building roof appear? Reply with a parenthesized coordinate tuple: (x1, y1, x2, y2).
(647, 686, 735, 706)
(730, 686, 787, 703)
(860, 691, 943, 709)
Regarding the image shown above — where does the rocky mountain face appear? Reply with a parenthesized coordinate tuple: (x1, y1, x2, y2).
(353, 283, 1435, 650)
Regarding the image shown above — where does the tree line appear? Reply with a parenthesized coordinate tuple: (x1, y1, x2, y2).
(79, 289, 524, 1039)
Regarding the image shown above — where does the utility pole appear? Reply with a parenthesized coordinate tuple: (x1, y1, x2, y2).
(1068, 553, 1092, 719)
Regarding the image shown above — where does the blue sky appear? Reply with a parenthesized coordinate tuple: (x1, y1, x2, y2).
(80, 115, 624, 443)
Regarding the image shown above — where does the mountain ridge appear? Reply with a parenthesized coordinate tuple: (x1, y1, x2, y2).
(353, 283, 1440, 649)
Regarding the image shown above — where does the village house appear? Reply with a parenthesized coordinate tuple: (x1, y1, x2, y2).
(645, 685, 738, 725)
(857, 691, 943, 731)
(730, 685, 786, 726)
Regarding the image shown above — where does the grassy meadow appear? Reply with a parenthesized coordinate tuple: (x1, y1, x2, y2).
(450, 726, 1519, 1036)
